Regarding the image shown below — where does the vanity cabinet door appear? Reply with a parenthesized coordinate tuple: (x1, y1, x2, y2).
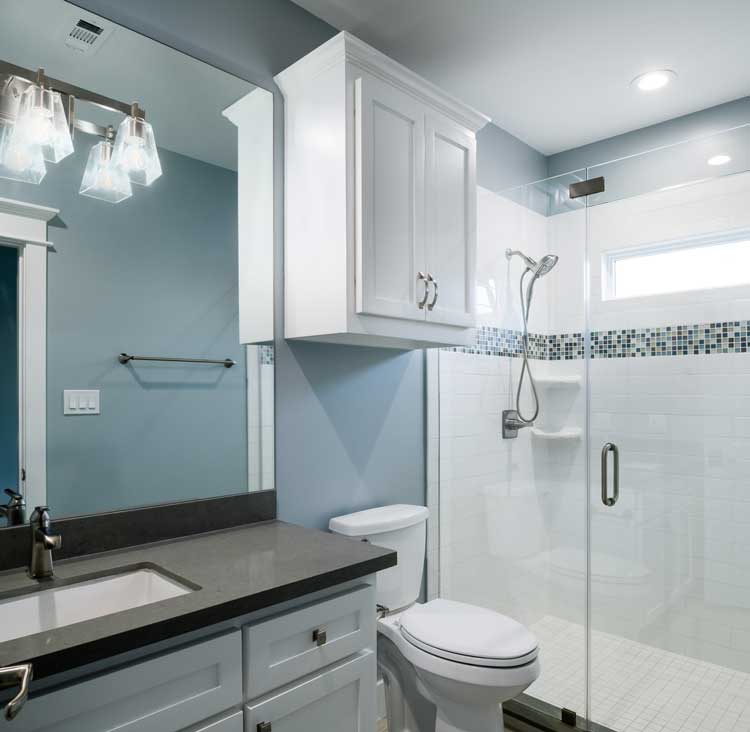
(424, 112, 476, 327)
(1, 632, 242, 732)
(354, 72, 426, 322)
(244, 584, 374, 698)
(245, 651, 376, 732)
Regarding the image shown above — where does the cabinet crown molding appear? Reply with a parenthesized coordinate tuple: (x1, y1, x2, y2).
(275, 31, 490, 133)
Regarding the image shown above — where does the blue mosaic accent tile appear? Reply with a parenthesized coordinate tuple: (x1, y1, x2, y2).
(546, 332, 585, 361)
(259, 344, 275, 365)
(590, 321, 750, 359)
(446, 320, 750, 361)
(445, 326, 547, 359)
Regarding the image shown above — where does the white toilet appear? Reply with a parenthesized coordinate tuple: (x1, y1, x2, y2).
(329, 505, 540, 732)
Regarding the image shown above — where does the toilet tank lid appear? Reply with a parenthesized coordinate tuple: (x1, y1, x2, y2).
(329, 505, 429, 536)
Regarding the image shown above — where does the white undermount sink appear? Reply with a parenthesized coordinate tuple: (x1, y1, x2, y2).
(0, 567, 194, 644)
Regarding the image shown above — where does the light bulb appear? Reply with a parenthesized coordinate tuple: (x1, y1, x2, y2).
(0, 120, 47, 185)
(27, 107, 54, 145)
(111, 112, 162, 186)
(13, 85, 74, 164)
(80, 139, 132, 203)
(123, 143, 147, 172)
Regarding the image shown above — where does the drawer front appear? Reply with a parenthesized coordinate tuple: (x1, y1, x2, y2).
(245, 651, 376, 732)
(2, 632, 242, 732)
(244, 585, 374, 698)
(189, 710, 243, 732)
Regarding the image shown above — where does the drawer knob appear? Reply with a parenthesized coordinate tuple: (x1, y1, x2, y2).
(312, 628, 327, 646)
(257, 723, 272, 732)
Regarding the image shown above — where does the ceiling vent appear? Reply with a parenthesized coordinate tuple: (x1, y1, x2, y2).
(64, 18, 114, 56)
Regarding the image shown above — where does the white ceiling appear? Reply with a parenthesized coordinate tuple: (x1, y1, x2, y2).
(1, 0, 256, 170)
(292, 0, 750, 155)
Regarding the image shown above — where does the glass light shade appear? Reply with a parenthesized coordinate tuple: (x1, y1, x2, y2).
(14, 85, 74, 164)
(111, 115, 162, 186)
(79, 140, 132, 203)
(0, 118, 46, 184)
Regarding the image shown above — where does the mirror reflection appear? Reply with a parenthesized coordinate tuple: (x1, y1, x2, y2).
(0, 0, 274, 525)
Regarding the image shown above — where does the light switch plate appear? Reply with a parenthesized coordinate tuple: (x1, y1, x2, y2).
(63, 389, 100, 415)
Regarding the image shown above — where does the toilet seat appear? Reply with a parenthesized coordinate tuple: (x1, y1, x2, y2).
(399, 599, 538, 668)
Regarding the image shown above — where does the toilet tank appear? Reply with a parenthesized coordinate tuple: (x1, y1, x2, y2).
(329, 504, 429, 612)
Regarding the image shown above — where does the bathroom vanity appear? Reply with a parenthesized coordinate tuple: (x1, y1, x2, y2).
(0, 519, 395, 731)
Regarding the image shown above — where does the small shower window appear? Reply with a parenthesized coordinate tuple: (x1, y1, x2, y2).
(603, 228, 750, 300)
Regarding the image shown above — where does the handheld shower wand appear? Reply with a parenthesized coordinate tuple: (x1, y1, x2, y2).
(503, 248, 558, 438)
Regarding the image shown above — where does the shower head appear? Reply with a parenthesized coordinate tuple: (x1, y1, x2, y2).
(535, 254, 559, 277)
(505, 248, 559, 278)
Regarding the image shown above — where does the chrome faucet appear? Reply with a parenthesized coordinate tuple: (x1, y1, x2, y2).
(0, 489, 26, 527)
(28, 506, 62, 580)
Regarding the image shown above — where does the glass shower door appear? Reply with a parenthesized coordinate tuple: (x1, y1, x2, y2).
(586, 125, 750, 732)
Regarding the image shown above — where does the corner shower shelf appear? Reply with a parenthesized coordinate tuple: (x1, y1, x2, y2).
(530, 427, 583, 441)
(535, 375, 582, 389)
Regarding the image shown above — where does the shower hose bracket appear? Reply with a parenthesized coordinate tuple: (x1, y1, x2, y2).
(502, 409, 532, 439)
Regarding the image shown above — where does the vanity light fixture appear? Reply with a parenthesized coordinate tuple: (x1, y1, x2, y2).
(0, 74, 47, 184)
(707, 154, 731, 166)
(631, 69, 676, 92)
(13, 69, 74, 163)
(112, 104, 162, 186)
(0, 59, 162, 202)
(80, 126, 132, 203)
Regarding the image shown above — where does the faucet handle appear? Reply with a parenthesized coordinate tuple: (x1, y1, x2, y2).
(0, 663, 33, 720)
(38, 532, 62, 550)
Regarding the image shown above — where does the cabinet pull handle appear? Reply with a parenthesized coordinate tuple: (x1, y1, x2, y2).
(417, 272, 429, 309)
(257, 723, 272, 732)
(0, 663, 33, 721)
(427, 274, 438, 311)
(313, 628, 327, 646)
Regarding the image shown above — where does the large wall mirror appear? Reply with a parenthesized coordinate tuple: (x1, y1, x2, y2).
(0, 0, 274, 526)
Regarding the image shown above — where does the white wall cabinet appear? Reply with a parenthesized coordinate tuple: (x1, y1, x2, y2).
(1, 583, 376, 732)
(276, 32, 488, 349)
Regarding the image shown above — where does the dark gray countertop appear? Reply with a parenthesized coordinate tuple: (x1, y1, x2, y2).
(0, 520, 396, 678)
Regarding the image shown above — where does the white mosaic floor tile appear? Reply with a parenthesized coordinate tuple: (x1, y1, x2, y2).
(529, 615, 750, 732)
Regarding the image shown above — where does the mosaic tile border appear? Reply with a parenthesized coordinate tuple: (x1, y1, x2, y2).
(449, 321, 750, 361)
(590, 321, 750, 359)
(444, 326, 547, 359)
(259, 345, 275, 365)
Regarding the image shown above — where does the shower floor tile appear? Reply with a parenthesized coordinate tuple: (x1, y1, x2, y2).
(529, 616, 750, 732)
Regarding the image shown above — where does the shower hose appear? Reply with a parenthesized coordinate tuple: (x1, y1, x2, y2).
(515, 268, 540, 423)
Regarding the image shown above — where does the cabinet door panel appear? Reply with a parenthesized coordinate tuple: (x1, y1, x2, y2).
(245, 651, 376, 732)
(1, 633, 242, 732)
(425, 114, 476, 327)
(244, 585, 374, 698)
(355, 73, 425, 321)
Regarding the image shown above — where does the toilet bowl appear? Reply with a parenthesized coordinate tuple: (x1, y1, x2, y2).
(330, 505, 540, 732)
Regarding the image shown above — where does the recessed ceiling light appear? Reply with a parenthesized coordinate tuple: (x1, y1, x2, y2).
(707, 154, 732, 166)
(631, 69, 676, 92)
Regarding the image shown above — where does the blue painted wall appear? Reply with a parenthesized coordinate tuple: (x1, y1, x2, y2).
(477, 123, 548, 193)
(72, 0, 547, 529)
(0, 143, 246, 516)
(0, 246, 18, 494)
(548, 97, 750, 175)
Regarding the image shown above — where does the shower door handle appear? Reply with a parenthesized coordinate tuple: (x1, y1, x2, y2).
(601, 442, 619, 507)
